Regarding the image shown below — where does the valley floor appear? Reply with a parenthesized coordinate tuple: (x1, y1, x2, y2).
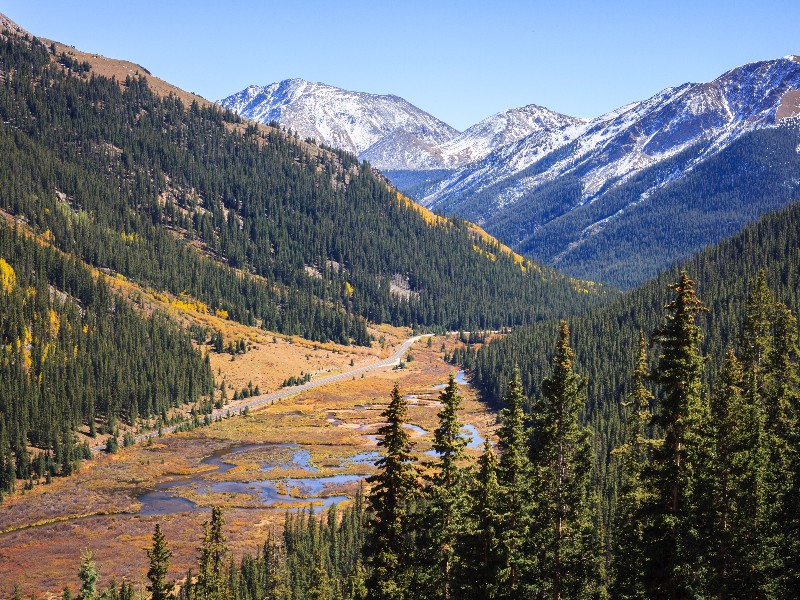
(0, 332, 488, 597)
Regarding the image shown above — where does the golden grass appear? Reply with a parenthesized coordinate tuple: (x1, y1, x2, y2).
(45, 40, 210, 109)
(0, 330, 492, 597)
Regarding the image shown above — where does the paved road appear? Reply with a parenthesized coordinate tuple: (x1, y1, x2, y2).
(93, 334, 431, 453)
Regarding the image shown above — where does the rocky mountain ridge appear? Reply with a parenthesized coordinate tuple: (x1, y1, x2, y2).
(219, 80, 582, 171)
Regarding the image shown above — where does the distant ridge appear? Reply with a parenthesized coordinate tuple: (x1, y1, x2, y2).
(219, 79, 459, 170)
(219, 80, 585, 171)
(0, 12, 29, 36)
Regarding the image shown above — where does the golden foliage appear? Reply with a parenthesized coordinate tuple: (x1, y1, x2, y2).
(0, 258, 16, 292)
(393, 191, 448, 227)
(472, 244, 497, 262)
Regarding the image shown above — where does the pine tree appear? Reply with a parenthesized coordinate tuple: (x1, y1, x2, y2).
(262, 533, 288, 600)
(610, 331, 654, 599)
(697, 347, 763, 597)
(530, 321, 599, 599)
(765, 303, 800, 596)
(737, 274, 788, 596)
(419, 373, 469, 600)
(740, 270, 775, 406)
(308, 548, 333, 600)
(147, 523, 173, 600)
(197, 506, 230, 600)
(365, 383, 419, 600)
(456, 438, 502, 600)
(494, 367, 534, 599)
(644, 272, 708, 599)
(78, 549, 99, 600)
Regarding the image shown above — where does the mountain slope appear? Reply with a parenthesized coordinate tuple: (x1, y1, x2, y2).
(0, 29, 606, 342)
(0, 19, 612, 504)
(462, 198, 800, 526)
(437, 104, 587, 169)
(424, 56, 800, 287)
(219, 80, 586, 172)
(426, 57, 800, 210)
(219, 79, 459, 170)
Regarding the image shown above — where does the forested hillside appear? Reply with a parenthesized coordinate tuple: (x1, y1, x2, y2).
(509, 122, 800, 287)
(437, 120, 800, 289)
(0, 218, 214, 500)
(457, 199, 800, 529)
(0, 31, 604, 348)
(80, 292, 799, 598)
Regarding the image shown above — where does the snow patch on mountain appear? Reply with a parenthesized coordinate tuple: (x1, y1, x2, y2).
(219, 79, 458, 170)
(436, 105, 587, 168)
(219, 80, 585, 172)
(424, 57, 800, 218)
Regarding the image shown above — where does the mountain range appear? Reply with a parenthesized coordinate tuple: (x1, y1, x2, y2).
(219, 80, 585, 171)
(221, 57, 800, 287)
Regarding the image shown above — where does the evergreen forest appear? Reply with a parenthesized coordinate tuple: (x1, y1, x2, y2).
(1, 24, 800, 600)
(0, 218, 213, 500)
(0, 31, 603, 348)
(70, 279, 800, 598)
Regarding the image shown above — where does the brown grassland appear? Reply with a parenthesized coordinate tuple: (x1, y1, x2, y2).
(0, 332, 490, 598)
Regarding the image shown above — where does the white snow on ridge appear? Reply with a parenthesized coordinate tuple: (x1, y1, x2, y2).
(218, 57, 800, 243)
(435, 105, 588, 168)
(423, 56, 800, 221)
(219, 81, 585, 172)
(219, 79, 459, 170)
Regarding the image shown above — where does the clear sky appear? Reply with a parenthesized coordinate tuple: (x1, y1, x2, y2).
(3, 1, 798, 130)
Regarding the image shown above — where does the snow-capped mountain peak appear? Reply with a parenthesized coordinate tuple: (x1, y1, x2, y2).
(219, 79, 459, 169)
(423, 56, 800, 210)
(218, 80, 584, 171)
(435, 104, 588, 168)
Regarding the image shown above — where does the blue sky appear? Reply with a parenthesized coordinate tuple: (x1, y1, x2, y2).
(4, 1, 798, 130)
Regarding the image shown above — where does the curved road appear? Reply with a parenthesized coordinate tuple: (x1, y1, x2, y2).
(94, 334, 431, 453)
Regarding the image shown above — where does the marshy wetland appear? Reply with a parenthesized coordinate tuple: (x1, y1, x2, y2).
(0, 333, 492, 596)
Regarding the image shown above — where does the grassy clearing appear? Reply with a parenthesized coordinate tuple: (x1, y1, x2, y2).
(0, 333, 491, 597)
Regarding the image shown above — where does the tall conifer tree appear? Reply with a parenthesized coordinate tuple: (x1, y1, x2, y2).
(419, 373, 469, 600)
(147, 524, 173, 600)
(456, 437, 502, 600)
(765, 304, 800, 596)
(494, 368, 534, 599)
(644, 272, 708, 599)
(365, 383, 419, 600)
(530, 321, 599, 599)
(700, 348, 762, 598)
(197, 506, 230, 600)
(610, 331, 654, 599)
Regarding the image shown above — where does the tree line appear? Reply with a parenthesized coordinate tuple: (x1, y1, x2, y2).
(0, 217, 213, 501)
(458, 198, 800, 532)
(51, 272, 797, 597)
(0, 31, 603, 352)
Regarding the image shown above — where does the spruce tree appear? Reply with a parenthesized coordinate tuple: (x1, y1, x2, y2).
(365, 383, 419, 600)
(78, 549, 99, 600)
(420, 373, 469, 600)
(610, 331, 654, 599)
(456, 438, 501, 600)
(307, 547, 333, 600)
(644, 272, 708, 599)
(262, 534, 288, 600)
(700, 347, 762, 598)
(765, 304, 800, 596)
(530, 321, 599, 599)
(147, 523, 173, 600)
(197, 506, 230, 600)
(740, 270, 775, 406)
(494, 367, 534, 599)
